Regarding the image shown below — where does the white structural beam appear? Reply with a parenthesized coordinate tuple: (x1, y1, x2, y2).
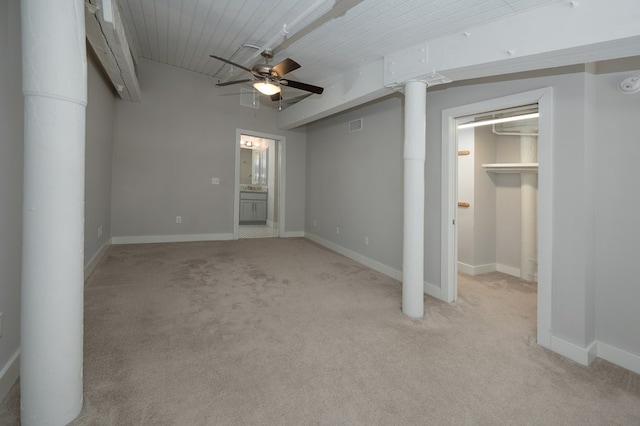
(280, 0, 640, 129)
(402, 81, 428, 318)
(85, 0, 141, 102)
(279, 58, 391, 129)
(21, 0, 87, 424)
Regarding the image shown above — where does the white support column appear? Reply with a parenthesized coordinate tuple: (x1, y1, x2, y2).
(402, 80, 427, 318)
(520, 135, 538, 282)
(21, 0, 87, 424)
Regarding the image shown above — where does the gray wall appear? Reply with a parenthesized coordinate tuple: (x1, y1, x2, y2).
(85, 49, 116, 268)
(111, 59, 306, 238)
(494, 134, 524, 274)
(427, 69, 593, 348)
(0, 0, 23, 401)
(306, 95, 404, 271)
(457, 128, 474, 266)
(473, 126, 497, 267)
(594, 66, 640, 356)
(458, 125, 524, 275)
(305, 63, 640, 360)
(0, 5, 117, 401)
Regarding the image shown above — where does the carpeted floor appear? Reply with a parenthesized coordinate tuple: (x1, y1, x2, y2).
(1, 238, 639, 425)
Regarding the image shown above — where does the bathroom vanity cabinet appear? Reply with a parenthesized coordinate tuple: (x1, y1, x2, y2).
(239, 191, 267, 224)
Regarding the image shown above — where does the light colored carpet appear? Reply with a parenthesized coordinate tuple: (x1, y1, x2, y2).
(1, 238, 639, 425)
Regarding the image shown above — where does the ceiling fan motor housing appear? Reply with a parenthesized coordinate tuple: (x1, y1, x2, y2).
(252, 63, 274, 77)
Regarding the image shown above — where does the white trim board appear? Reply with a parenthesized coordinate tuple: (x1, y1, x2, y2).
(305, 232, 402, 281)
(549, 336, 640, 375)
(304, 233, 446, 302)
(441, 87, 554, 351)
(112, 233, 234, 245)
(457, 262, 497, 276)
(283, 231, 305, 238)
(84, 238, 112, 280)
(597, 342, 640, 375)
(0, 349, 19, 404)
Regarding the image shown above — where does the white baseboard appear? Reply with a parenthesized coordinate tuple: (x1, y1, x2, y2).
(84, 238, 112, 280)
(304, 233, 449, 303)
(549, 335, 596, 366)
(112, 233, 234, 244)
(282, 231, 305, 238)
(0, 349, 20, 404)
(424, 280, 446, 301)
(597, 341, 640, 375)
(548, 335, 640, 374)
(305, 233, 402, 281)
(457, 262, 522, 279)
(458, 262, 495, 275)
(496, 263, 521, 278)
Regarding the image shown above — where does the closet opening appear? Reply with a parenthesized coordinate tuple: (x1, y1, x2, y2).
(441, 88, 553, 349)
(456, 105, 539, 283)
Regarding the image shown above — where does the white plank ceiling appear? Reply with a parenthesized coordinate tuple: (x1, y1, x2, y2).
(118, 0, 562, 90)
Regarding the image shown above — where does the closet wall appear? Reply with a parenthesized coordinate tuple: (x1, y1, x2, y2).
(458, 125, 537, 279)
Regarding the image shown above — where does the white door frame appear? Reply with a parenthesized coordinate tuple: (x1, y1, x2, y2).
(234, 129, 287, 239)
(440, 87, 553, 349)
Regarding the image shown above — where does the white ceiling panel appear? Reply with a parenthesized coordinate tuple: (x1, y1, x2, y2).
(116, 0, 565, 91)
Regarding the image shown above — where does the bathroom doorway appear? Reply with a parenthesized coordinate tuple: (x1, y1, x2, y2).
(234, 129, 286, 239)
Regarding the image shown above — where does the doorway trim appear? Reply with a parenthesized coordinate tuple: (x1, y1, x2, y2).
(234, 128, 287, 239)
(440, 87, 553, 350)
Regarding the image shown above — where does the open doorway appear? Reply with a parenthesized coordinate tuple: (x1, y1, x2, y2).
(234, 129, 287, 240)
(441, 88, 553, 350)
(456, 105, 539, 282)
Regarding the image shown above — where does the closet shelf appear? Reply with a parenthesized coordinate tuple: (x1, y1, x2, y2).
(482, 163, 538, 173)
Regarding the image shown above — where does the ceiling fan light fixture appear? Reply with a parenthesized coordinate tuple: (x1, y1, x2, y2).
(253, 79, 281, 96)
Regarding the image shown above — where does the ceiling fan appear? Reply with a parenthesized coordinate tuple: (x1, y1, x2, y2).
(209, 50, 324, 100)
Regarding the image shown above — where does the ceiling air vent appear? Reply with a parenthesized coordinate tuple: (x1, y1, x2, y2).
(349, 118, 363, 132)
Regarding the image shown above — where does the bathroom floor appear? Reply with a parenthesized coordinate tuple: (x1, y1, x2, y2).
(238, 225, 279, 239)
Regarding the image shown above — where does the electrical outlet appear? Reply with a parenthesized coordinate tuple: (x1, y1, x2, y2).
(211, 177, 219, 184)
(335, 227, 340, 235)
(97, 225, 103, 238)
(313, 219, 317, 227)
(364, 236, 369, 246)
(176, 216, 182, 224)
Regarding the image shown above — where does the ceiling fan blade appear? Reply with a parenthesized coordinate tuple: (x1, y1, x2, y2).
(216, 79, 253, 87)
(209, 55, 254, 74)
(280, 79, 324, 95)
(271, 58, 301, 77)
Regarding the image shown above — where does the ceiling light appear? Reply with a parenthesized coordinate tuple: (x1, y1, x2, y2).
(458, 112, 539, 129)
(253, 79, 281, 96)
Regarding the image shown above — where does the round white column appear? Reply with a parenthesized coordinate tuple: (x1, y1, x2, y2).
(520, 135, 538, 282)
(402, 80, 427, 318)
(21, 0, 87, 424)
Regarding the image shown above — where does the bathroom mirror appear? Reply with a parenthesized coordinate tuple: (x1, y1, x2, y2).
(240, 147, 268, 185)
(254, 148, 268, 185)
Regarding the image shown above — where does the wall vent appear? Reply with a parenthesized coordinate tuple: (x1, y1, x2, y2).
(349, 118, 363, 132)
(240, 88, 259, 109)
